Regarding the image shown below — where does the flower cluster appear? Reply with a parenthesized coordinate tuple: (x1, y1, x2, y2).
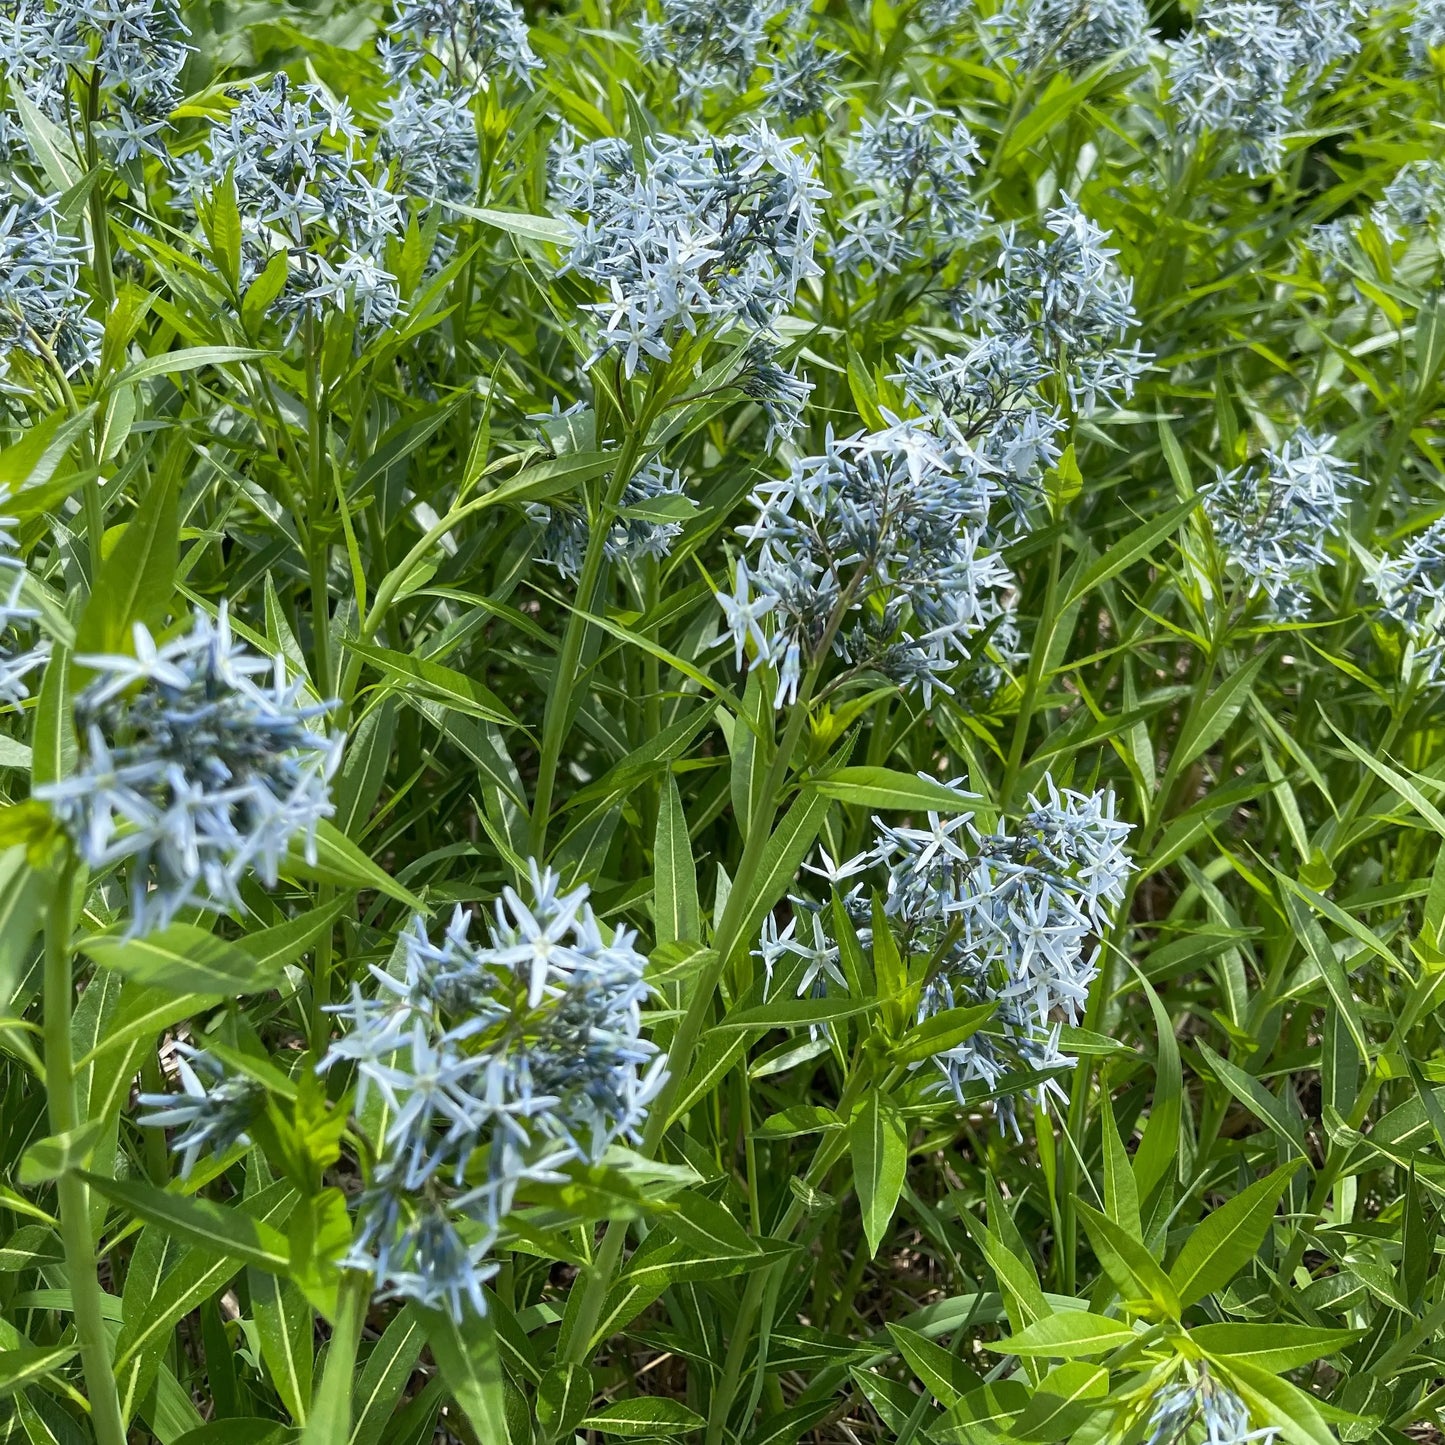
(529, 458, 689, 578)
(0, 501, 46, 708)
(994, 0, 1151, 73)
(1370, 518, 1445, 686)
(1407, 0, 1445, 71)
(378, 0, 540, 89)
(1145, 1371, 1278, 1445)
(886, 780, 1131, 1136)
(379, 77, 481, 208)
(1166, 0, 1365, 174)
(0, 190, 103, 387)
(172, 75, 407, 329)
(0, 0, 188, 164)
(758, 779, 1132, 1136)
(717, 419, 1017, 709)
(322, 865, 665, 1319)
(1201, 429, 1354, 620)
(834, 101, 988, 274)
(1377, 159, 1445, 241)
(136, 1044, 265, 1178)
(638, 0, 829, 113)
(38, 605, 342, 936)
(552, 124, 826, 376)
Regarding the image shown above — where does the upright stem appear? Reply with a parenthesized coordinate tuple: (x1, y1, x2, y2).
(83, 74, 115, 314)
(305, 313, 332, 696)
(44, 857, 128, 1445)
(1002, 534, 1062, 806)
(703, 1083, 861, 1445)
(562, 649, 830, 1367)
(300, 1269, 369, 1444)
(531, 427, 648, 858)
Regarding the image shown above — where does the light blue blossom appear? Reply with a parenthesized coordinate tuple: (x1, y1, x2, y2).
(38, 604, 342, 936)
(878, 779, 1133, 1136)
(172, 75, 406, 329)
(529, 457, 690, 579)
(0, 0, 189, 162)
(378, 0, 540, 88)
(834, 101, 988, 274)
(1376, 159, 1445, 240)
(1146, 1371, 1279, 1445)
(637, 0, 815, 107)
(0, 189, 104, 385)
(718, 418, 1017, 709)
(379, 77, 480, 207)
(323, 863, 666, 1319)
(1407, 0, 1445, 70)
(1370, 517, 1445, 685)
(993, 0, 1151, 72)
(1201, 428, 1354, 619)
(1167, 0, 1366, 174)
(136, 1044, 264, 1178)
(553, 124, 826, 377)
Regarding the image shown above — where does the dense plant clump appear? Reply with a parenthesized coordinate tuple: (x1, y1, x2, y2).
(0, 0, 1442, 1437)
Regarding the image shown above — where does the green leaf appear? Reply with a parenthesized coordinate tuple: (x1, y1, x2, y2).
(78, 924, 277, 996)
(74, 467, 178, 659)
(1061, 497, 1195, 611)
(81, 1174, 291, 1274)
(886, 1323, 979, 1406)
(1190, 1323, 1360, 1373)
(1168, 1160, 1304, 1307)
(116, 347, 270, 387)
(990, 1310, 1136, 1358)
(288, 820, 426, 911)
(1074, 1202, 1180, 1318)
(0, 1344, 76, 1401)
(447, 203, 571, 244)
(809, 766, 987, 816)
(1008, 1361, 1107, 1442)
(730, 779, 839, 965)
(1225, 1358, 1336, 1445)
(250, 1269, 313, 1423)
(1278, 890, 1371, 1064)
(0, 407, 96, 506)
(18, 1120, 105, 1185)
(350, 1306, 426, 1445)
(537, 1364, 594, 1441)
(891, 1002, 997, 1066)
(31, 643, 73, 789)
(1130, 967, 1181, 1202)
(240, 899, 351, 976)
(9, 87, 81, 190)
(653, 772, 700, 948)
(715, 995, 874, 1032)
(347, 641, 517, 725)
(664, 1192, 760, 1258)
(420, 1307, 512, 1445)
(1197, 1042, 1308, 1156)
(850, 1093, 908, 1258)
(1171, 653, 1267, 773)
(580, 1398, 706, 1437)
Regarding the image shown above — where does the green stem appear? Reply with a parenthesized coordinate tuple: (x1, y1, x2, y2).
(83, 73, 115, 313)
(44, 857, 127, 1445)
(703, 1088, 860, 1445)
(305, 315, 332, 696)
(301, 1269, 369, 1443)
(531, 427, 649, 858)
(561, 643, 832, 1368)
(1001, 534, 1062, 806)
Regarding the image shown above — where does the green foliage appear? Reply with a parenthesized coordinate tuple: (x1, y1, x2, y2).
(1, 0, 1444, 1438)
